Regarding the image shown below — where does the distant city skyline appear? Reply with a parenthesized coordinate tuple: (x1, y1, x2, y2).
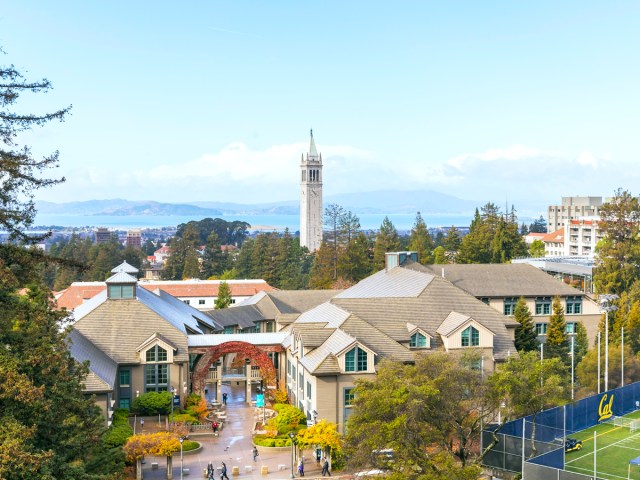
(2, 1, 638, 207)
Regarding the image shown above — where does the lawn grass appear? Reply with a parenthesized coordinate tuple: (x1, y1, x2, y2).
(565, 411, 640, 479)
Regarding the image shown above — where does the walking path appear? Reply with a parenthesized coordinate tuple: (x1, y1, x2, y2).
(138, 384, 341, 479)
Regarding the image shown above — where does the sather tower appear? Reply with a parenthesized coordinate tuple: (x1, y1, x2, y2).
(300, 129, 323, 251)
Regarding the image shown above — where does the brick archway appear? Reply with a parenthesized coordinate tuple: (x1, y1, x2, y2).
(191, 341, 277, 394)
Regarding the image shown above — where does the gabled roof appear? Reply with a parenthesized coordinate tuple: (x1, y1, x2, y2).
(424, 263, 583, 298)
(436, 311, 494, 337)
(299, 329, 357, 374)
(67, 329, 118, 392)
(105, 271, 138, 284)
(295, 302, 351, 328)
(266, 290, 342, 313)
(111, 261, 139, 274)
(188, 332, 288, 347)
(136, 332, 179, 353)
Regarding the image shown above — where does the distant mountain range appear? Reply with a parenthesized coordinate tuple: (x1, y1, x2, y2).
(37, 190, 482, 216)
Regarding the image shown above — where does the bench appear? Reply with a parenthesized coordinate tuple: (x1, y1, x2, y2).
(278, 464, 286, 471)
(151, 462, 158, 470)
(245, 465, 253, 473)
(182, 467, 190, 475)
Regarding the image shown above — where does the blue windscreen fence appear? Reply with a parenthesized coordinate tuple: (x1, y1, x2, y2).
(482, 381, 640, 474)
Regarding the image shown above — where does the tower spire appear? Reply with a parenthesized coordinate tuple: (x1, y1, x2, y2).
(309, 128, 318, 160)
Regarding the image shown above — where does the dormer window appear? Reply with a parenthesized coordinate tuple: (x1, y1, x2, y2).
(410, 332, 428, 348)
(345, 346, 367, 372)
(146, 345, 168, 362)
(461, 326, 480, 347)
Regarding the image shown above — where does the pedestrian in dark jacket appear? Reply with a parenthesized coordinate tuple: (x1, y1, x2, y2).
(321, 458, 331, 476)
(220, 462, 229, 480)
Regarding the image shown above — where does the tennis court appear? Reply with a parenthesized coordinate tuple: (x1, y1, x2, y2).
(565, 411, 640, 479)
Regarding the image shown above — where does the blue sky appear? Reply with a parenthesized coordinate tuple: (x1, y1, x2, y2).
(1, 1, 638, 212)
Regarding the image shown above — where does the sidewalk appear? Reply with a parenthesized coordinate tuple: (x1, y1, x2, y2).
(138, 385, 339, 479)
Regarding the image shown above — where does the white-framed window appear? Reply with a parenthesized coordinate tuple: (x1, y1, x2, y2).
(345, 347, 368, 372)
(535, 297, 552, 315)
(566, 296, 582, 314)
(536, 323, 548, 335)
(504, 297, 518, 316)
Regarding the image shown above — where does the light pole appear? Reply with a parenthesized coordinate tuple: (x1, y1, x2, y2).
(179, 436, 185, 480)
(288, 431, 296, 478)
(599, 294, 619, 392)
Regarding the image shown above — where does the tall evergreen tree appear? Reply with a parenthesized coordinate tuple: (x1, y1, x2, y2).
(545, 297, 569, 364)
(215, 281, 232, 309)
(443, 226, 462, 254)
(594, 189, 640, 296)
(339, 232, 372, 283)
(324, 204, 346, 281)
(513, 297, 538, 352)
(408, 212, 435, 264)
(0, 50, 123, 479)
(433, 245, 446, 264)
(202, 231, 226, 279)
(309, 242, 335, 289)
(372, 217, 401, 270)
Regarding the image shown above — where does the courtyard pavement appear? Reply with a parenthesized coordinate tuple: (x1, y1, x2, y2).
(135, 384, 341, 480)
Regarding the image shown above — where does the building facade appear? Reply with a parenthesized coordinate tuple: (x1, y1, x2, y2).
(547, 196, 603, 232)
(299, 130, 323, 252)
(564, 218, 602, 257)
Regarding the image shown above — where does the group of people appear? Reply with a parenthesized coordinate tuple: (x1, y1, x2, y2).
(206, 461, 228, 480)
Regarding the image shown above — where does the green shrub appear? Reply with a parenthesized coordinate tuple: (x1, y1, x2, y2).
(268, 404, 306, 434)
(182, 440, 200, 452)
(112, 408, 130, 425)
(274, 439, 287, 447)
(171, 413, 198, 423)
(103, 423, 134, 448)
(132, 391, 171, 415)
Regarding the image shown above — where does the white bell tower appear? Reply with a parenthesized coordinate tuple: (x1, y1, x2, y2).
(300, 130, 323, 251)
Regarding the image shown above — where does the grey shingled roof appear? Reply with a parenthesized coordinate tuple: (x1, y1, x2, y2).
(424, 263, 586, 298)
(295, 302, 351, 328)
(68, 329, 118, 392)
(330, 267, 518, 361)
(299, 329, 358, 374)
(437, 312, 473, 336)
(137, 287, 205, 334)
(205, 304, 266, 330)
(334, 267, 434, 299)
(267, 290, 342, 313)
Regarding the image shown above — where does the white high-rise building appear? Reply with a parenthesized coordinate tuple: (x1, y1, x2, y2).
(299, 130, 323, 251)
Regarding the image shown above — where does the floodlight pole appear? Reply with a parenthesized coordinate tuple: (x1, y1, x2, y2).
(605, 308, 609, 392)
(622, 327, 625, 388)
(571, 336, 575, 401)
(599, 294, 619, 393)
(597, 332, 601, 394)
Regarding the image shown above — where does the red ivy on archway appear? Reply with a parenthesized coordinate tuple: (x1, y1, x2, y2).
(191, 341, 277, 394)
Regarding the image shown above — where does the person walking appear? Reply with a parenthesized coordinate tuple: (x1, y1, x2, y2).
(212, 421, 218, 434)
(222, 392, 228, 405)
(298, 457, 304, 476)
(220, 462, 229, 480)
(321, 458, 331, 476)
(140, 418, 144, 431)
(253, 446, 259, 462)
(206, 462, 214, 480)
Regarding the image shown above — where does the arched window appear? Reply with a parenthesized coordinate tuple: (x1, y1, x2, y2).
(145, 345, 168, 392)
(410, 332, 427, 348)
(461, 326, 480, 347)
(345, 346, 368, 372)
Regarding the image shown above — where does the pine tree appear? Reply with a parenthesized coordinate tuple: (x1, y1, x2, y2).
(433, 246, 446, 264)
(309, 242, 335, 289)
(443, 226, 462, 253)
(215, 281, 232, 309)
(514, 297, 538, 352)
(408, 212, 435, 264)
(372, 217, 401, 270)
(545, 297, 569, 364)
(202, 231, 225, 279)
(340, 232, 372, 282)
